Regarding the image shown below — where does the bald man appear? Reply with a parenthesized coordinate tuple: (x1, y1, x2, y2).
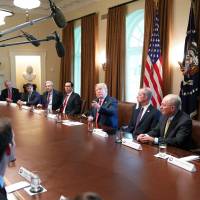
(137, 94, 192, 150)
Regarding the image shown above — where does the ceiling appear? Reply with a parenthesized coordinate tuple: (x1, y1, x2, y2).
(0, 0, 100, 15)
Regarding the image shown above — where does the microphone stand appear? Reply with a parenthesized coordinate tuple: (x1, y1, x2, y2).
(0, 15, 52, 37)
(0, 35, 24, 43)
(0, 36, 55, 47)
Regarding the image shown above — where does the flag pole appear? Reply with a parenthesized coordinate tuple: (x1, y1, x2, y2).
(154, 0, 158, 8)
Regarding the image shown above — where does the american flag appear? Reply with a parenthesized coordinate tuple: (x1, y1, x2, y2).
(143, 10, 163, 108)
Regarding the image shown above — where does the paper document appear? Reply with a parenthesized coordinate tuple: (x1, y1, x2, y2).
(62, 120, 83, 126)
(5, 181, 30, 193)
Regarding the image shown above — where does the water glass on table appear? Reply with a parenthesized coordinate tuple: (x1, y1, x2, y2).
(158, 141, 167, 157)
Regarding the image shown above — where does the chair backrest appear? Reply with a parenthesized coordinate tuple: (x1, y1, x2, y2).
(118, 101, 136, 128)
(80, 99, 86, 114)
(192, 120, 200, 148)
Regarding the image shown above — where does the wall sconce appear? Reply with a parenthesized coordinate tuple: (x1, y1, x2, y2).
(102, 63, 107, 71)
(98, 50, 106, 71)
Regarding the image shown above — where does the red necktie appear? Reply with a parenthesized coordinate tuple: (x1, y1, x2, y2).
(95, 99, 103, 127)
(62, 95, 69, 113)
(8, 89, 12, 99)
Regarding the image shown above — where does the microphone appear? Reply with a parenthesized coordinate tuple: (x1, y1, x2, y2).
(53, 31, 65, 58)
(21, 31, 40, 47)
(49, 0, 67, 28)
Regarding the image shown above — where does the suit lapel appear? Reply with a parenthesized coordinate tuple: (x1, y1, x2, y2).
(160, 117, 168, 136)
(139, 105, 152, 125)
(67, 93, 74, 105)
(164, 111, 180, 137)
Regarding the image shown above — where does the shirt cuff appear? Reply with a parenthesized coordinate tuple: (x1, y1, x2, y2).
(154, 137, 159, 144)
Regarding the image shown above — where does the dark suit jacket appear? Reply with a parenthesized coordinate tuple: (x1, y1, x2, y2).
(0, 88, 20, 103)
(147, 110, 192, 149)
(61, 92, 81, 115)
(21, 91, 41, 106)
(41, 89, 63, 110)
(90, 96, 118, 129)
(126, 104, 161, 137)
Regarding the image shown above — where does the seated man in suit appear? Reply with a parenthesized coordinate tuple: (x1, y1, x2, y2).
(88, 83, 118, 129)
(0, 80, 20, 103)
(17, 83, 40, 106)
(60, 81, 81, 115)
(0, 118, 15, 200)
(37, 81, 63, 112)
(137, 94, 192, 150)
(125, 87, 160, 138)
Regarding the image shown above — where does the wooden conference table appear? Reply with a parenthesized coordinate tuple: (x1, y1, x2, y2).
(1, 103, 200, 200)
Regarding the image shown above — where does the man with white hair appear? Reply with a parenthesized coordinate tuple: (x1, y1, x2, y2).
(88, 83, 118, 129)
(137, 94, 192, 149)
(0, 80, 20, 103)
(38, 81, 63, 111)
(125, 87, 160, 138)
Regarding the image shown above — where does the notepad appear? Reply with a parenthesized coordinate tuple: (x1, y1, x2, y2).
(62, 120, 83, 126)
(5, 181, 30, 193)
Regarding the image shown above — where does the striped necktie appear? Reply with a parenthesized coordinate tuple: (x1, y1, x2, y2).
(164, 118, 171, 138)
(8, 89, 12, 99)
(134, 107, 144, 130)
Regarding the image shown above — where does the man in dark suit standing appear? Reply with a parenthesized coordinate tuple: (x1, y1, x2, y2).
(60, 81, 81, 115)
(17, 83, 40, 106)
(137, 94, 192, 150)
(88, 83, 118, 129)
(0, 80, 20, 103)
(37, 81, 63, 112)
(125, 87, 160, 138)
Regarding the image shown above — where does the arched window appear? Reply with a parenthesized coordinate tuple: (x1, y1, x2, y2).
(125, 9, 144, 102)
(74, 25, 81, 94)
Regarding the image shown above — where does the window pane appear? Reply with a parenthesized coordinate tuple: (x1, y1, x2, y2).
(125, 9, 144, 102)
(74, 25, 81, 94)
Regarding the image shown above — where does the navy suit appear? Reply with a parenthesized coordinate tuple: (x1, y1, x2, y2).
(61, 92, 81, 115)
(147, 110, 192, 149)
(90, 96, 118, 129)
(21, 91, 41, 106)
(0, 88, 20, 103)
(126, 105, 160, 138)
(41, 89, 63, 110)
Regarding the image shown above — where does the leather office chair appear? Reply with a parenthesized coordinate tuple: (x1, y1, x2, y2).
(118, 101, 136, 128)
(80, 99, 86, 115)
(191, 120, 200, 154)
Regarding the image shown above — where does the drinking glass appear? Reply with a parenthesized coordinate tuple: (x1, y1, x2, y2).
(88, 121, 94, 132)
(159, 141, 167, 157)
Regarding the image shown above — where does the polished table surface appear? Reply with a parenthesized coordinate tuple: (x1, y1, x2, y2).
(1, 103, 200, 200)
